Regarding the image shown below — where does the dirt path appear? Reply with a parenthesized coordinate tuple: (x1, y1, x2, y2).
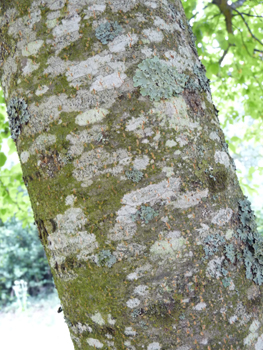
(0, 293, 74, 350)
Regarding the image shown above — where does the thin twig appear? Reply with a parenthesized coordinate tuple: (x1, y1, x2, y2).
(232, 12, 263, 18)
(231, 7, 263, 46)
(189, 4, 211, 21)
(219, 44, 231, 65)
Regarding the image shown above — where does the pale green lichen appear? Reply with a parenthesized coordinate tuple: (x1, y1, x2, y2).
(132, 205, 158, 224)
(133, 56, 188, 101)
(95, 21, 122, 45)
(97, 250, 116, 268)
(125, 167, 143, 183)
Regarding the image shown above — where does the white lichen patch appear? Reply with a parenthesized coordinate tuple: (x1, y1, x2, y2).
(162, 166, 175, 177)
(133, 155, 149, 170)
(126, 298, 140, 308)
(65, 195, 76, 207)
(71, 322, 92, 334)
(193, 302, 206, 311)
(20, 151, 30, 164)
(124, 327, 137, 336)
(165, 49, 195, 72)
(107, 314, 116, 325)
(206, 256, 224, 279)
(209, 131, 221, 142)
(75, 108, 109, 126)
(141, 46, 154, 58)
(234, 302, 252, 326)
(53, 13, 81, 37)
(25, 94, 69, 135)
(90, 72, 127, 92)
(229, 315, 238, 324)
(147, 342, 161, 350)
(126, 264, 152, 281)
(66, 125, 104, 156)
(116, 242, 147, 260)
(72, 148, 131, 185)
(133, 285, 148, 296)
(46, 0, 65, 10)
(214, 150, 230, 168)
(86, 338, 104, 349)
(47, 208, 98, 267)
(91, 312, 105, 326)
(150, 231, 186, 259)
(46, 18, 58, 29)
(29, 134, 56, 154)
(65, 54, 113, 86)
(35, 85, 49, 96)
(83, 4, 107, 19)
(2, 56, 18, 99)
(43, 56, 70, 76)
(255, 334, 263, 350)
(225, 229, 234, 240)
(126, 272, 139, 281)
(153, 16, 181, 33)
(108, 222, 137, 241)
(211, 208, 233, 226)
(142, 28, 164, 43)
(152, 96, 201, 132)
(22, 40, 44, 57)
(244, 331, 259, 346)
(165, 139, 177, 148)
(176, 133, 189, 147)
(145, 1, 158, 9)
(194, 223, 209, 242)
(108, 34, 138, 53)
(22, 58, 40, 75)
(125, 114, 154, 138)
(117, 177, 181, 224)
(170, 188, 209, 209)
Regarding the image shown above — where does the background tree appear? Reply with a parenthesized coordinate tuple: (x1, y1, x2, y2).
(1, 0, 263, 349)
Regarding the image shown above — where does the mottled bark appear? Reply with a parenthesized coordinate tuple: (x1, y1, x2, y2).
(1, 0, 263, 349)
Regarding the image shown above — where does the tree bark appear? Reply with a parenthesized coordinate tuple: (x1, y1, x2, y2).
(1, 0, 263, 349)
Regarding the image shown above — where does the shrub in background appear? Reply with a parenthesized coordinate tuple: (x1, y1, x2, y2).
(0, 215, 54, 307)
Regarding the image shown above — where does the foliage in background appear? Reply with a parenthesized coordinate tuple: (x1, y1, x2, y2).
(0, 215, 54, 308)
(0, 88, 33, 227)
(183, 0, 263, 195)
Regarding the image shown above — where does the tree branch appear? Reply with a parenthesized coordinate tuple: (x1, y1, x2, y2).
(219, 44, 231, 65)
(212, 0, 233, 33)
(232, 12, 263, 18)
(231, 7, 263, 46)
(189, 4, 211, 21)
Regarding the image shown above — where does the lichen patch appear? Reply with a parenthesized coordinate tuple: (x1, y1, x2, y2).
(214, 150, 230, 168)
(90, 72, 127, 92)
(152, 96, 201, 131)
(150, 231, 186, 259)
(211, 208, 233, 226)
(75, 108, 109, 126)
(21, 40, 44, 57)
(108, 34, 138, 53)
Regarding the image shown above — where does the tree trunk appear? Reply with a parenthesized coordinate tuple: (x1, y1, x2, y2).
(1, 1, 263, 349)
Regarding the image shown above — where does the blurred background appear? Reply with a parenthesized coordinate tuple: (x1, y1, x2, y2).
(0, 1, 262, 349)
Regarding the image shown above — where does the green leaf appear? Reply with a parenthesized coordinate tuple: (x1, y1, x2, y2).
(228, 143, 236, 153)
(231, 136, 241, 142)
(0, 152, 7, 167)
